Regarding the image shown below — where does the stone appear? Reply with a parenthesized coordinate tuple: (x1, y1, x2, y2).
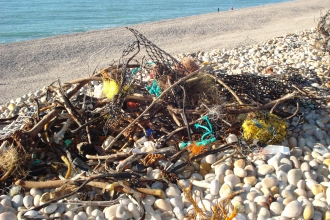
(313, 144, 329, 154)
(190, 173, 203, 181)
(169, 196, 184, 210)
(23, 195, 33, 208)
(301, 162, 310, 172)
(257, 164, 274, 176)
(24, 210, 39, 218)
(234, 159, 246, 168)
(289, 156, 300, 169)
(294, 188, 307, 197)
(276, 170, 288, 183)
(104, 204, 121, 219)
(205, 154, 216, 164)
(77, 211, 88, 220)
(44, 204, 58, 214)
(224, 174, 240, 188)
(165, 186, 181, 198)
(289, 137, 298, 147)
(204, 173, 216, 182)
(0, 212, 17, 220)
(281, 200, 303, 218)
(173, 207, 184, 219)
(198, 199, 212, 212)
(116, 204, 132, 220)
(244, 200, 256, 214)
(261, 177, 278, 189)
(91, 209, 104, 218)
(1, 198, 11, 207)
(214, 164, 228, 175)
(277, 163, 292, 173)
(311, 184, 326, 196)
(244, 176, 257, 186)
(154, 199, 172, 211)
(267, 152, 285, 166)
(244, 165, 257, 177)
(30, 188, 43, 197)
(210, 179, 220, 196)
(288, 169, 303, 186)
(269, 202, 283, 216)
(127, 203, 140, 220)
(258, 207, 270, 218)
(143, 195, 156, 205)
(309, 159, 319, 170)
(11, 195, 23, 209)
(220, 183, 232, 198)
(33, 195, 40, 207)
(233, 167, 247, 178)
(200, 162, 211, 171)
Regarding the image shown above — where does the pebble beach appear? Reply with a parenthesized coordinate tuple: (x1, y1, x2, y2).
(1, 0, 330, 220)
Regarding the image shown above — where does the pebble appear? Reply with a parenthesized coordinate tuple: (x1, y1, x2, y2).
(288, 169, 303, 186)
(116, 205, 132, 219)
(22, 195, 33, 208)
(165, 186, 181, 198)
(257, 164, 274, 176)
(244, 176, 257, 186)
(233, 167, 247, 178)
(261, 177, 278, 189)
(224, 174, 240, 188)
(205, 154, 216, 164)
(0, 212, 17, 220)
(154, 199, 172, 211)
(44, 204, 57, 214)
(281, 200, 303, 218)
(10, 195, 23, 209)
(210, 179, 220, 196)
(220, 183, 232, 198)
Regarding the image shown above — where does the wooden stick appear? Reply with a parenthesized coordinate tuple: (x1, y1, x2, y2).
(103, 68, 203, 152)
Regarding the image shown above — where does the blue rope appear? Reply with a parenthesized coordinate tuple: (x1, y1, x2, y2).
(146, 79, 162, 97)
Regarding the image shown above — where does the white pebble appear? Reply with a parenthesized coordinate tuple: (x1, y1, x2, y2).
(44, 203, 58, 214)
(23, 195, 33, 208)
(165, 186, 181, 198)
(116, 205, 132, 219)
(128, 203, 140, 220)
(205, 154, 216, 164)
(173, 206, 185, 219)
(77, 211, 87, 220)
(1, 198, 12, 207)
(281, 200, 303, 218)
(91, 209, 104, 218)
(154, 199, 172, 211)
(210, 179, 220, 196)
(11, 195, 23, 209)
(63, 210, 75, 220)
(170, 196, 184, 210)
(24, 210, 39, 218)
(0, 212, 17, 220)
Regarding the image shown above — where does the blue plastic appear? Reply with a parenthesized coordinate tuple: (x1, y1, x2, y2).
(146, 79, 162, 97)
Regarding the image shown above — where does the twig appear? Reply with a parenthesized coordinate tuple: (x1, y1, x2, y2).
(103, 68, 202, 152)
(26, 108, 62, 138)
(202, 73, 244, 105)
(211, 148, 238, 168)
(116, 154, 143, 172)
(30, 172, 134, 211)
(224, 91, 298, 114)
(285, 101, 300, 120)
(180, 85, 192, 142)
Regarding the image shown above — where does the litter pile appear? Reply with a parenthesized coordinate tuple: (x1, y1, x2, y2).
(0, 11, 330, 220)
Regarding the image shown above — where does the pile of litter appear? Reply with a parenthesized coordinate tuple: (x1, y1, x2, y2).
(0, 11, 330, 220)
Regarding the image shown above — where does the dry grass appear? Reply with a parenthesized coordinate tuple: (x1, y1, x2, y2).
(0, 145, 30, 179)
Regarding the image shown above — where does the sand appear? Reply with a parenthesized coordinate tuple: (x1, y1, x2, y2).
(0, 0, 328, 105)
